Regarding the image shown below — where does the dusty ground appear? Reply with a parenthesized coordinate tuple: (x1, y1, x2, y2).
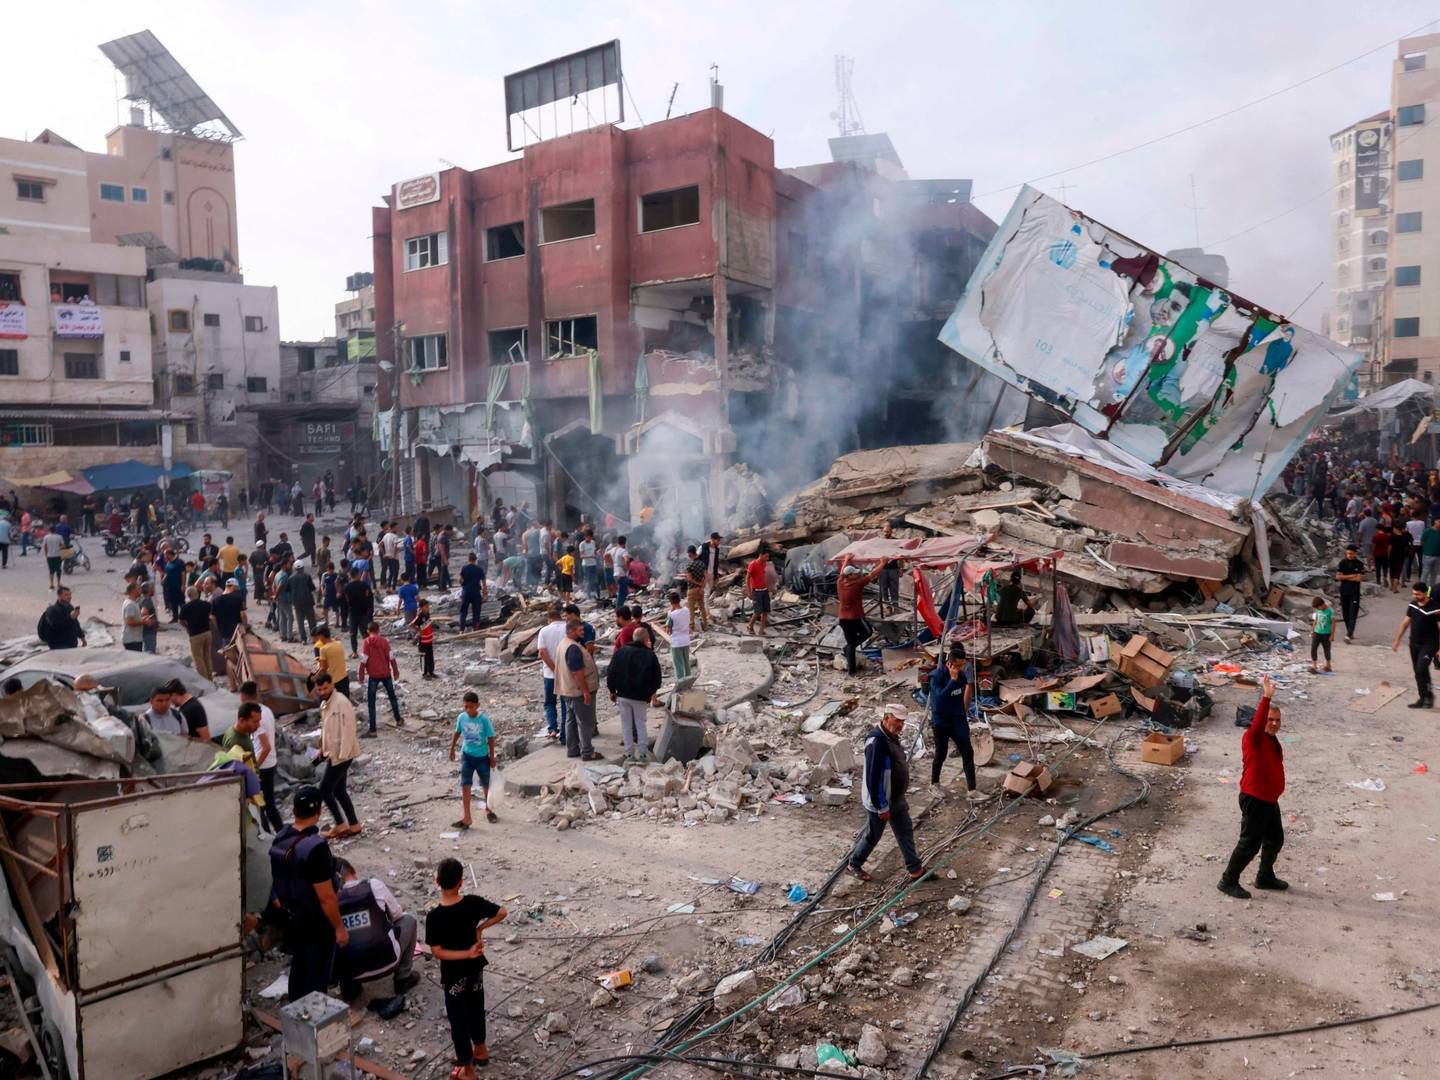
(1, 516, 1434, 1079)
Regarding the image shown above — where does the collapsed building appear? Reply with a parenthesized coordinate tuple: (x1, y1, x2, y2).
(371, 42, 1012, 532)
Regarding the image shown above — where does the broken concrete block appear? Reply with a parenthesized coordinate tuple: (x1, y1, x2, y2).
(709, 779, 742, 811)
(802, 731, 856, 772)
(856, 1024, 888, 1067)
(720, 701, 756, 725)
(737, 637, 764, 654)
(675, 967, 711, 993)
(890, 966, 916, 987)
(820, 786, 849, 806)
(464, 669, 490, 686)
(716, 733, 758, 769)
(541, 1011, 570, 1033)
(713, 969, 759, 1009)
(589, 988, 615, 1008)
(503, 735, 529, 760)
(947, 895, 973, 914)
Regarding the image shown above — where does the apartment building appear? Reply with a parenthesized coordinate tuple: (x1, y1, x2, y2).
(269, 336, 380, 491)
(1388, 34, 1440, 383)
(372, 106, 996, 526)
(0, 133, 169, 476)
(1328, 112, 1392, 386)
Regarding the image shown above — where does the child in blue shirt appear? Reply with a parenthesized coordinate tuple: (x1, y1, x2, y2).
(398, 573, 420, 618)
(447, 691, 497, 827)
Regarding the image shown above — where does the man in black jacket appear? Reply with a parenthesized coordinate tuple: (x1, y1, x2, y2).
(606, 627, 663, 761)
(37, 587, 85, 650)
(300, 514, 317, 562)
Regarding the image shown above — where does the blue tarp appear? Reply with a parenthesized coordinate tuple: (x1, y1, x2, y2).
(82, 460, 193, 491)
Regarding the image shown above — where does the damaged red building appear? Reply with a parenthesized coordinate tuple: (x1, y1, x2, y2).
(372, 45, 996, 529)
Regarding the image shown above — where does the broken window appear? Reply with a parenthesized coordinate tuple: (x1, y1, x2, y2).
(640, 186, 700, 233)
(407, 333, 448, 370)
(728, 293, 766, 348)
(489, 327, 527, 364)
(297, 347, 316, 373)
(172, 373, 194, 393)
(247, 376, 269, 393)
(405, 232, 449, 270)
(545, 316, 598, 358)
(0, 273, 19, 302)
(540, 199, 595, 244)
(207, 372, 224, 389)
(486, 222, 525, 261)
(168, 309, 191, 332)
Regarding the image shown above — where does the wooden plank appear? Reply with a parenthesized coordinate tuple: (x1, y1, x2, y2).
(1350, 681, 1407, 715)
(1072, 611, 1136, 626)
(903, 512, 968, 537)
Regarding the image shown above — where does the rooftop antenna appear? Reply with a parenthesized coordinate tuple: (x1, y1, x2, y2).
(665, 82, 679, 120)
(832, 55, 865, 137)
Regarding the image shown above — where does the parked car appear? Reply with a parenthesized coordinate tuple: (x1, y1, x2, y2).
(0, 647, 241, 723)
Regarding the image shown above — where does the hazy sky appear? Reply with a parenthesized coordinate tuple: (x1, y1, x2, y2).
(9, 1, 1437, 339)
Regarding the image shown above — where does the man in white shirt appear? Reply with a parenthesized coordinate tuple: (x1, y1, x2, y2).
(121, 582, 145, 652)
(379, 526, 401, 591)
(240, 680, 283, 832)
(41, 527, 65, 589)
(612, 535, 632, 612)
(535, 602, 569, 742)
(334, 858, 420, 999)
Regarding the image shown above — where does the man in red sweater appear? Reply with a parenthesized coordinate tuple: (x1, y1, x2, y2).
(1218, 676, 1287, 899)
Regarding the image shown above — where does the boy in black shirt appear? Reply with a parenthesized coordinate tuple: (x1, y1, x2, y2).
(1335, 545, 1366, 642)
(425, 858, 507, 1075)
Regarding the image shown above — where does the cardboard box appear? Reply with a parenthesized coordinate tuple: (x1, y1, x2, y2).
(1115, 635, 1175, 688)
(1139, 732, 1185, 766)
(1087, 692, 1123, 719)
(1045, 691, 1077, 712)
(1003, 760, 1053, 797)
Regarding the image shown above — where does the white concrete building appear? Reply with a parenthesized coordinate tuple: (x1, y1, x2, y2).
(1387, 34, 1440, 384)
(1327, 111, 1391, 386)
(148, 268, 281, 447)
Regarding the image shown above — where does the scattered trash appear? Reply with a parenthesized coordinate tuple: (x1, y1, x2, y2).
(666, 903, 696, 915)
(1071, 833, 1117, 854)
(1047, 888, 1064, 899)
(438, 831, 461, 840)
(1416, 763, 1429, 774)
(1349, 779, 1387, 792)
(735, 936, 763, 947)
(765, 983, 806, 1011)
(727, 876, 761, 896)
(258, 972, 290, 999)
(599, 969, 632, 991)
(1374, 892, 1400, 902)
(786, 884, 810, 903)
(1354, 687, 1372, 696)
(832, 922, 850, 935)
(1072, 935, 1128, 960)
(888, 910, 919, 929)
(816, 1043, 855, 1069)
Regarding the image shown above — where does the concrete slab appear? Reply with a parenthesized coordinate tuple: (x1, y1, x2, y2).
(500, 729, 630, 797)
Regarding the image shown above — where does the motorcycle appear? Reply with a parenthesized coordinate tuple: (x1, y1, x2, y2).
(129, 531, 189, 559)
(104, 530, 140, 557)
(61, 538, 91, 574)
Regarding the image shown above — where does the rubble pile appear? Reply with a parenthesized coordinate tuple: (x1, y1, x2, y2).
(535, 730, 853, 829)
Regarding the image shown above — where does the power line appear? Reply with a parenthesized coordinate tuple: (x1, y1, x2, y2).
(1205, 104, 1440, 249)
(971, 17, 1438, 203)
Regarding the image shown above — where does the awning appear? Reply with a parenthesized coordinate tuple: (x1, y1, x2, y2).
(827, 535, 1060, 590)
(1324, 377, 1434, 421)
(82, 460, 193, 492)
(3, 470, 95, 495)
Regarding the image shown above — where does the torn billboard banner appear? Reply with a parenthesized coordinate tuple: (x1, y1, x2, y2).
(938, 187, 1362, 497)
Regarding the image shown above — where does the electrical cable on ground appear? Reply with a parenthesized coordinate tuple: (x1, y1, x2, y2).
(910, 724, 1151, 1078)
(571, 717, 1116, 1080)
(979, 998, 1440, 1078)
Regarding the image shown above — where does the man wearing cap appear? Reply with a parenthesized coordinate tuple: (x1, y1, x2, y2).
(848, 704, 924, 882)
(268, 786, 348, 1000)
(1335, 544, 1366, 642)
